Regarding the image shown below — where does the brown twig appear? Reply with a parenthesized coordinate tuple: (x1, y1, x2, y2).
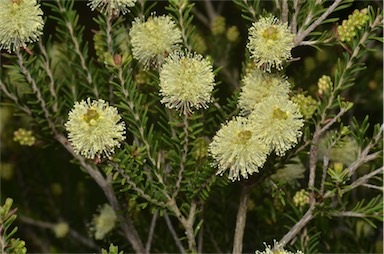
(164, 211, 187, 253)
(145, 209, 159, 254)
(232, 184, 251, 254)
(55, 134, 145, 253)
(294, 0, 343, 46)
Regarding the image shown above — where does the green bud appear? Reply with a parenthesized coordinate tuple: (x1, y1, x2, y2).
(211, 16, 226, 35)
(226, 26, 240, 43)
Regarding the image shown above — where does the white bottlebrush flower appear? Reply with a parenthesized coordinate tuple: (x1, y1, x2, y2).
(247, 16, 294, 72)
(91, 204, 117, 240)
(65, 98, 125, 159)
(209, 117, 269, 181)
(239, 69, 290, 113)
(249, 96, 304, 156)
(0, 0, 44, 52)
(88, 0, 136, 16)
(255, 240, 304, 254)
(129, 15, 182, 68)
(159, 51, 215, 114)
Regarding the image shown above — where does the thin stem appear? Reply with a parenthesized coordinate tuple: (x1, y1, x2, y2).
(55, 134, 145, 253)
(192, 7, 210, 28)
(115, 165, 166, 207)
(320, 155, 329, 195)
(15, 49, 55, 132)
(348, 125, 383, 176)
(139, 0, 145, 20)
(232, 185, 251, 254)
(203, 0, 216, 23)
(106, 10, 114, 54)
(38, 41, 58, 112)
(281, 0, 289, 23)
(324, 167, 384, 199)
(173, 113, 190, 199)
(362, 184, 383, 191)
(177, 1, 192, 51)
(291, 0, 300, 34)
(308, 107, 348, 204)
(56, 0, 98, 98)
(243, 0, 257, 21)
(145, 210, 159, 254)
(186, 200, 198, 252)
(294, 0, 343, 46)
(19, 216, 99, 250)
(330, 211, 381, 218)
(279, 205, 315, 247)
(197, 223, 204, 254)
(164, 211, 186, 253)
(274, 0, 280, 11)
(207, 226, 223, 253)
(0, 80, 32, 116)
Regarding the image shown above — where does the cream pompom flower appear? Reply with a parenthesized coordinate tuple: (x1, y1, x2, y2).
(159, 51, 215, 114)
(256, 240, 304, 254)
(129, 15, 182, 68)
(209, 117, 269, 181)
(249, 97, 303, 156)
(88, 0, 136, 16)
(247, 16, 294, 72)
(65, 98, 125, 159)
(0, 0, 44, 52)
(239, 69, 290, 113)
(91, 204, 117, 240)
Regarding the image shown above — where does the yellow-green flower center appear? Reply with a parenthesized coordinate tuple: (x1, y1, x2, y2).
(273, 107, 288, 120)
(83, 109, 100, 125)
(237, 130, 252, 143)
(262, 26, 279, 40)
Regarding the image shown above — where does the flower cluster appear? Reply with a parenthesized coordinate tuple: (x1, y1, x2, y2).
(293, 189, 309, 207)
(88, 0, 136, 15)
(159, 51, 215, 114)
(91, 204, 117, 240)
(211, 65, 304, 180)
(247, 16, 294, 72)
(337, 9, 369, 42)
(209, 117, 269, 181)
(0, 0, 44, 52)
(249, 97, 304, 156)
(239, 69, 290, 113)
(291, 93, 318, 120)
(317, 75, 333, 95)
(13, 128, 35, 146)
(65, 98, 125, 159)
(129, 15, 182, 68)
(255, 240, 304, 254)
